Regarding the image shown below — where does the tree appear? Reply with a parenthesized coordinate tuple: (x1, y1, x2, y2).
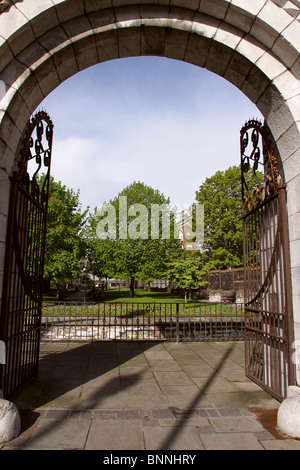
(83, 209, 120, 292)
(40, 175, 88, 298)
(88, 181, 180, 296)
(194, 165, 263, 270)
(166, 251, 209, 303)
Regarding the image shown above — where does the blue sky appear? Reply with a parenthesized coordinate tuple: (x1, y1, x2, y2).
(38, 56, 263, 212)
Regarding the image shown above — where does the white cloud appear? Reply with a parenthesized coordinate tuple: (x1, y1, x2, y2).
(40, 57, 263, 212)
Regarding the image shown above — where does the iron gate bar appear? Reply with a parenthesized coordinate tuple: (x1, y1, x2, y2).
(0, 111, 53, 399)
(40, 301, 244, 342)
(241, 119, 295, 402)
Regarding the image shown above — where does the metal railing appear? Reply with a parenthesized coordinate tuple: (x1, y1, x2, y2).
(41, 301, 244, 342)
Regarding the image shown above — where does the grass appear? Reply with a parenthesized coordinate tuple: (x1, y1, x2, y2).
(42, 288, 244, 317)
(95, 288, 191, 304)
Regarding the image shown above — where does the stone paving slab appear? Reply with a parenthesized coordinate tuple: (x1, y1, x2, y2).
(1, 341, 300, 451)
(2, 406, 300, 451)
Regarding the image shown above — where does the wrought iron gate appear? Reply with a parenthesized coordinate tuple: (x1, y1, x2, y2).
(0, 111, 53, 399)
(241, 119, 295, 402)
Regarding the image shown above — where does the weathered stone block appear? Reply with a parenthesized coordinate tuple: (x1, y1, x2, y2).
(118, 27, 141, 58)
(16, 41, 48, 70)
(5, 90, 31, 134)
(291, 54, 300, 79)
(273, 70, 300, 101)
(88, 8, 116, 30)
(230, 0, 267, 17)
(0, 113, 21, 154)
(0, 40, 14, 73)
(95, 29, 119, 63)
(226, 3, 254, 33)
(0, 59, 28, 88)
(0, 169, 10, 216)
(55, 0, 85, 23)
(169, 0, 199, 10)
(73, 35, 99, 71)
(257, 81, 285, 114)
(289, 238, 300, 269)
(192, 13, 219, 39)
(291, 267, 300, 299)
(52, 44, 79, 83)
(140, 25, 166, 56)
(224, 51, 252, 89)
(140, 4, 169, 21)
(0, 140, 14, 178)
(255, 52, 287, 81)
(261, 97, 295, 141)
(272, 34, 300, 70)
(0, 212, 6, 244)
(277, 123, 300, 163)
(0, 6, 28, 42)
(281, 20, 300, 53)
(236, 34, 267, 64)
(241, 65, 269, 105)
(169, 6, 196, 22)
(283, 149, 300, 184)
(288, 212, 300, 243)
(215, 22, 243, 50)
(84, 0, 112, 14)
(200, 0, 229, 20)
(14, 0, 54, 20)
(19, 2, 59, 38)
(38, 25, 70, 53)
(61, 16, 91, 41)
(184, 33, 211, 68)
(286, 174, 300, 216)
(33, 56, 61, 97)
(205, 40, 233, 77)
(164, 28, 189, 61)
(286, 94, 300, 123)
(17, 73, 45, 115)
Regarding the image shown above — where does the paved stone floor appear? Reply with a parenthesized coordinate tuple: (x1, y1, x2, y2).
(1, 340, 300, 451)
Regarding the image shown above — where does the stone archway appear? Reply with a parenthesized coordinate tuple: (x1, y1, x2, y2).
(0, 0, 300, 438)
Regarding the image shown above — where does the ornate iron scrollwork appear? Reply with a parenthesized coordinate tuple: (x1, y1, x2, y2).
(240, 119, 280, 214)
(15, 110, 54, 205)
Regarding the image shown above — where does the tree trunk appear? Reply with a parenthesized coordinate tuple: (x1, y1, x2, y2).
(56, 284, 64, 300)
(130, 277, 135, 297)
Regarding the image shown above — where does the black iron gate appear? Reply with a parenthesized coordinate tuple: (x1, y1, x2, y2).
(241, 119, 295, 402)
(0, 111, 53, 399)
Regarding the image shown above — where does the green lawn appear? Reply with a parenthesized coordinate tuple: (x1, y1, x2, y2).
(42, 288, 244, 317)
(43, 288, 195, 304)
(96, 288, 190, 304)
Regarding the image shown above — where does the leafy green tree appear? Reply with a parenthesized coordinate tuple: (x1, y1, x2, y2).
(84, 209, 118, 283)
(194, 165, 263, 270)
(88, 181, 181, 296)
(40, 175, 88, 298)
(166, 251, 209, 303)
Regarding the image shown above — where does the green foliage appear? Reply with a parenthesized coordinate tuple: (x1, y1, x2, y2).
(194, 165, 263, 270)
(85, 181, 181, 296)
(166, 251, 209, 302)
(39, 175, 88, 292)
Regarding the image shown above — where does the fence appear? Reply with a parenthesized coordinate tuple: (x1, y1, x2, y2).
(204, 268, 244, 291)
(41, 302, 244, 342)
